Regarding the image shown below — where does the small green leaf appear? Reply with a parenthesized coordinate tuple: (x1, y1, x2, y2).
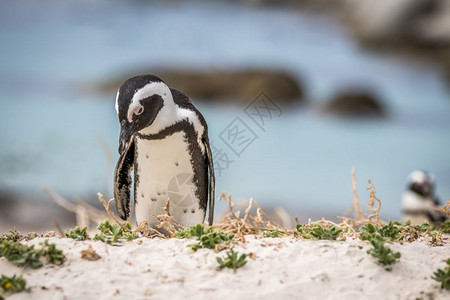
(65, 226, 88, 241)
(41, 240, 65, 266)
(441, 220, 450, 234)
(264, 228, 282, 238)
(216, 249, 247, 271)
(93, 220, 138, 245)
(176, 225, 234, 252)
(297, 224, 342, 240)
(432, 258, 450, 289)
(366, 239, 401, 271)
(0, 274, 31, 298)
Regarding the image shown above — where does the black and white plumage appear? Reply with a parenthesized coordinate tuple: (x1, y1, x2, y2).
(113, 74, 215, 228)
(401, 170, 447, 226)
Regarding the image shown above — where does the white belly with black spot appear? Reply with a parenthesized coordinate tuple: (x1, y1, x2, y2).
(134, 131, 205, 228)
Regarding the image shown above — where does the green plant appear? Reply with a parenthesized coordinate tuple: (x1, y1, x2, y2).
(297, 224, 342, 240)
(378, 221, 402, 241)
(175, 224, 211, 239)
(359, 221, 401, 242)
(0, 240, 43, 269)
(24, 232, 39, 241)
(366, 238, 401, 271)
(41, 240, 65, 266)
(65, 226, 89, 241)
(432, 258, 450, 289)
(429, 230, 443, 246)
(0, 274, 30, 299)
(188, 231, 235, 252)
(93, 220, 138, 245)
(413, 221, 433, 232)
(359, 223, 378, 241)
(399, 221, 441, 243)
(442, 220, 450, 234)
(216, 249, 247, 271)
(399, 221, 429, 242)
(264, 228, 282, 238)
(0, 230, 22, 243)
(0, 239, 65, 269)
(176, 224, 234, 252)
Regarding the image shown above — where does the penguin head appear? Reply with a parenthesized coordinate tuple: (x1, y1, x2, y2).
(406, 170, 435, 198)
(115, 74, 173, 155)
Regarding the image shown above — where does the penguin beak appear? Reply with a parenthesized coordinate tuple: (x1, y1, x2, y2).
(118, 122, 137, 155)
(118, 96, 164, 155)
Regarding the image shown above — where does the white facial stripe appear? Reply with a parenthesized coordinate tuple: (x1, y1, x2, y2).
(407, 171, 429, 184)
(127, 81, 171, 123)
(115, 90, 120, 114)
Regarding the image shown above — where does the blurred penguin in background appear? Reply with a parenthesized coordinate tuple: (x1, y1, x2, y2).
(402, 170, 447, 226)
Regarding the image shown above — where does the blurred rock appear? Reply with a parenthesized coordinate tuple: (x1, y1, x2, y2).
(237, 0, 341, 11)
(340, 0, 450, 78)
(323, 88, 386, 117)
(0, 190, 76, 233)
(94, 69, 305, 104)
(414, 0, 450, 46)
(342, 0, 434, 45)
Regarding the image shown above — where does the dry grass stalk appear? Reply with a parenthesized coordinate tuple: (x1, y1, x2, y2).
(153, 198, 184, 237)
(152, 214, 180, 238)
(53, 219, 64, 237)
(137, 198, 184, 238)
(213, 193, 285, 241)
(339, 215, 369, 234)
(367, 180, 382, 224)
(134, 221, 148, 232)
(444, 200, 450, 218)
(43, 231, 56, 238)
(338, 217, 360, 238)
(297, 217, 362, 241)
(255, 203, 282, 228)
(135, 220, 167, 239)
(351, 169, 366, 221)
(429, 231, 443, 247)
(338, 171, 385, 234)
(274, 207, 292, 229)
(73, 198, 93, 229)
(97, 193, 131, 232)
(140, 226, 166, 239)
(45, 187, 107, 228)
(45, 169, 410, 242)
(97, 193, 178, 239)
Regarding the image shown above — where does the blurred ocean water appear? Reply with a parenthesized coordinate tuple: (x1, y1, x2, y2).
(0, 0, 449, 221)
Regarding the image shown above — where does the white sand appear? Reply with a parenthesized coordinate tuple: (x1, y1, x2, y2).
(1, 236, 449, 300)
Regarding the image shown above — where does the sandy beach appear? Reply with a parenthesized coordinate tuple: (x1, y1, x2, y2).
(1, 1, 450, 300)
(1, 235, 449, 300)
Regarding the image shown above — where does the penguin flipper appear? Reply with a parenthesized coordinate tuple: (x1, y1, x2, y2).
(114, 140, 135, 220)
(204, 138, 215, 226)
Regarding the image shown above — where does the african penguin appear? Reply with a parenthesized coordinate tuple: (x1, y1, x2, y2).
(401, 170, 447, 226)
(113, 74, 215, 228)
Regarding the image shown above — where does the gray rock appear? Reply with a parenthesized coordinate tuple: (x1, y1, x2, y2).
(93, 69, 304, 104)
(342, 0, 433, 44)
(324, 88, 386, 117)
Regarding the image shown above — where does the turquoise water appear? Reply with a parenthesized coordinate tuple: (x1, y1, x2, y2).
(0, 0, 449, 220)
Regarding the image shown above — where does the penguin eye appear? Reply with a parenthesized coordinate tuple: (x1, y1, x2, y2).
(136, 107, 144, 115)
